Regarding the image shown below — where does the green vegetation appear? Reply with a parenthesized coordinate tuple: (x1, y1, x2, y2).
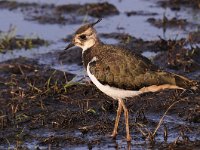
(0, 25, 48, 52)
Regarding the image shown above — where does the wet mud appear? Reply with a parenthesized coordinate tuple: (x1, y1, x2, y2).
(0, 58, 199, 149)
(158, 0, 200, 10)
(154, 44, 200, 74)
(0, 26, 47, 52)
(0, 1, 119, 25)
(125, 11, 158, 17)
(147, 17, 189, 29)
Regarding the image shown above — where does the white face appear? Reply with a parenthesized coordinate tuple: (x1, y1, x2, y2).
(73, 28, 97, 52)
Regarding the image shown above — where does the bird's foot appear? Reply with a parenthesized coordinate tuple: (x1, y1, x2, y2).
(110, 131, 117, 139)
(126, 134, 132, 142)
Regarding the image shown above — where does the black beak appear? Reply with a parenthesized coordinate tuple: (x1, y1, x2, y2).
(64, 42, 75, 50)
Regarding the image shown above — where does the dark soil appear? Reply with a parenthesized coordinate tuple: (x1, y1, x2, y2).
(153, 40, 200, 75)
(0, 57, 199, 149)
(125, 11, 158, 17)
(188, 31, 200, 43)
(0, 26, 48, 52)
(99, 32, 156, 53)
(56, 2, 119, 18)
(0, 36, 47, 52)
(158, 0, 200, 10)
(58, 47, 82, 65)
(99, 32, 177, 53)
(147, 17, 189, 29)
(0, 1, 119, 25)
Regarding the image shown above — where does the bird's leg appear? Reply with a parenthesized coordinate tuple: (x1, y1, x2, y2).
(111, 99, 122, 138)
(119, 98, 132, 142)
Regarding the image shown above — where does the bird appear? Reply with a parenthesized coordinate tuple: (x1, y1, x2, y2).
(64, 19, 197, 142)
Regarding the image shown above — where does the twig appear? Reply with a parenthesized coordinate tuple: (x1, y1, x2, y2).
(151, 99, 185, 138)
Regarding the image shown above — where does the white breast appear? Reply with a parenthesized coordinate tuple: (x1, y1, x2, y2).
(87, 57, 142, 99)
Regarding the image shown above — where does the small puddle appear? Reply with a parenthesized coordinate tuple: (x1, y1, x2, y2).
(142, 51, 158, 59)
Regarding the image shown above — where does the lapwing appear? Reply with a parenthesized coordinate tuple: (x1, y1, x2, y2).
(65, 19, 197, 142)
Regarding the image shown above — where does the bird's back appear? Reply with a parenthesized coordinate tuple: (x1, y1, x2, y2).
(83, 43, 198, 91)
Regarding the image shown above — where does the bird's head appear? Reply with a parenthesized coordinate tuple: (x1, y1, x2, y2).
(65, 18, 102, 52)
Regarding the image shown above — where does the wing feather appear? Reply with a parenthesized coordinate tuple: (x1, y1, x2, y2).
(88, 45, 195, 90)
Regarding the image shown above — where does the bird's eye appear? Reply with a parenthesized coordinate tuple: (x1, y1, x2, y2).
(79, 35, 87, 40)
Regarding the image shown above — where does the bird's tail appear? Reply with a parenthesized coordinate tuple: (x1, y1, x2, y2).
(173, 73, 199, 90)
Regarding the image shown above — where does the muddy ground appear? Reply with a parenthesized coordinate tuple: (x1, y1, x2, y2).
(0, 0, 200, 149)
(0, 58, 199, 149)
